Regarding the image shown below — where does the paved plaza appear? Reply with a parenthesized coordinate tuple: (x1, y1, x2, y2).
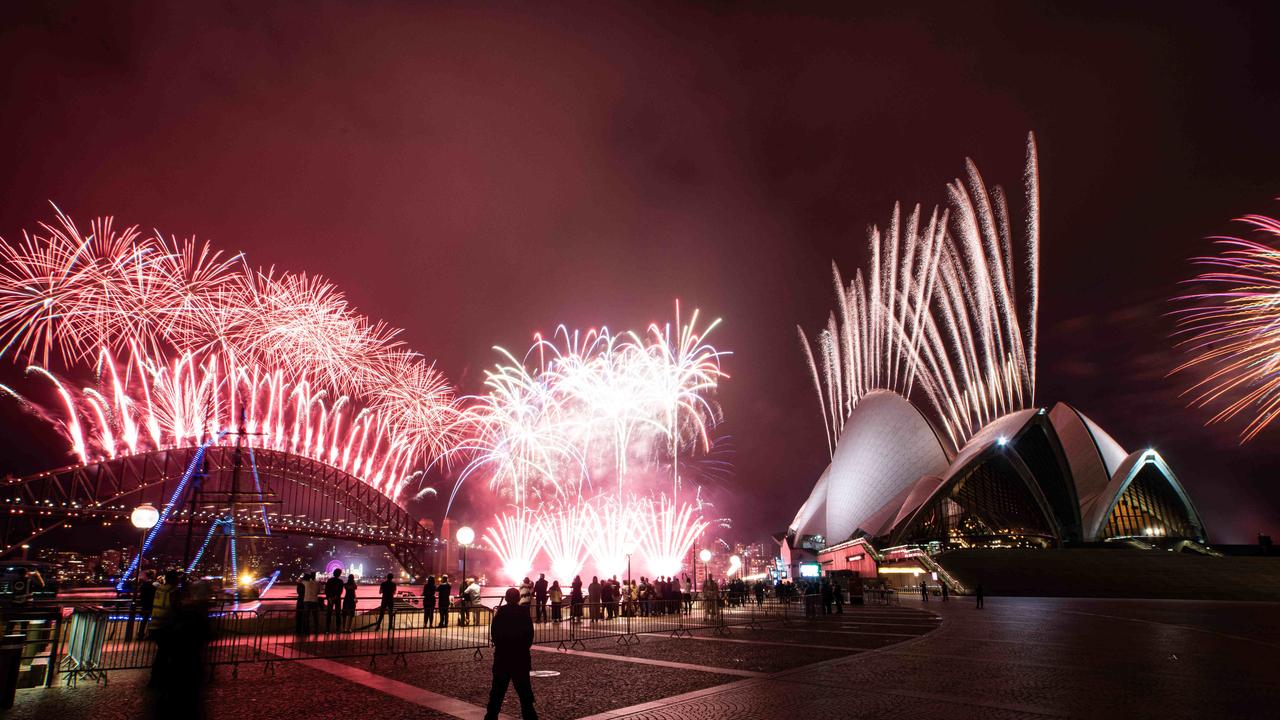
(11, 597, 1278, 718)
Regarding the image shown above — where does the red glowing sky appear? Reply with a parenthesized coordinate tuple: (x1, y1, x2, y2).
(1, 2, 1279, 542)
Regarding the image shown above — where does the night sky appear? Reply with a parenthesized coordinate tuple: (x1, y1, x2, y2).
(1, 2, 1278, 543)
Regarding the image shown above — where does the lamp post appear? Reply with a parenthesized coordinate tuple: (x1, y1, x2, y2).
(619, 540, 638, 645)
(125, 503, 159, 642)
(698, 548, 711, 592)
(456, 525, 475, 583)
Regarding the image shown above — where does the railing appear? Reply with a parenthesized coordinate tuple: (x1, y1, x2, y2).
(22, 590, 852, 687)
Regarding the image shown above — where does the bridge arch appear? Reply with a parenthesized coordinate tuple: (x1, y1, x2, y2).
(1, 444, 436, 581)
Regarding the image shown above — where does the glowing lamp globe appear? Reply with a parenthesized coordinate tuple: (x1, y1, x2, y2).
(456, 526, 475, 545)
(131, 503, 160, 530)
(698, 549, 712, 563)
(729, 554, 741, 567)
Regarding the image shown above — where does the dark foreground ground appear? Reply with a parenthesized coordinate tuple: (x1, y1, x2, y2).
(11, 597, 1278, 719)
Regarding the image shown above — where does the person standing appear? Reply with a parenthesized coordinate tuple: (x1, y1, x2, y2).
(821, 579, 834, 615)
(138, 570, 157, 639)
(975, 583, 984, 610)
(342, 574, 358, 632)
(519, 577, 533, 617)
(754, 580, 765, 607)
(919, 580, 929, 602)
(294, 573, 306, 635)
(569, 576, 584, 622)
(423, 575, 437, 627)
(437, 575, 452, 627)
(303, 572, 323, 635)
(834, 581, 844, 614)
(533, 574, 549, 623)
(375, 573, 397, 630)
(485, 587, 537, 720)
(549, 580, 563, 622)
(324, 568, 344, 633)
(465, 577, 483, 625)
(587, 576, 601, 621)
(941, 582, 949, 602)
(600, 580, 613, 620)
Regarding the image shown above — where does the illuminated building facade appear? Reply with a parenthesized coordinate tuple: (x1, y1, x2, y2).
(789, 398, 1208, 557)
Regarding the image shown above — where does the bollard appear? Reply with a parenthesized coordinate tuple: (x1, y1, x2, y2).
(0, 634, 25, 709)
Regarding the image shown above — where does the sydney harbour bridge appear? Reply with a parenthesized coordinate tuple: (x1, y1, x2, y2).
(1, 440, 437, 582)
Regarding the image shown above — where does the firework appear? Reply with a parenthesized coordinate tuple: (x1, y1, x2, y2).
(800, 134, 1040, 453)
(635, 495, 707, 579)
(481, 507, 543, 583)
(0, 207, 457, 499)
(1173, 211, 1280, 441)
(447, 307, 728, 508)
(460, 307, 729, 582)
(539, 502, 589, 581)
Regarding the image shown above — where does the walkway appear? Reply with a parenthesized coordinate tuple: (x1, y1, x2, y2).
(11, 597, 1276, 718)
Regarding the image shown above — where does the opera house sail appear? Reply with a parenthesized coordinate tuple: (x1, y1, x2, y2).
(789, 135, 1206, 567)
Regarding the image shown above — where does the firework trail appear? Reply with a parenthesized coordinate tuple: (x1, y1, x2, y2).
(0, 206, 457, 500)
(481, 507, 543, 583)
(1173, 210, 1280, 441)
(800, 134, 1040, 453)
(449, 306, 728, 581)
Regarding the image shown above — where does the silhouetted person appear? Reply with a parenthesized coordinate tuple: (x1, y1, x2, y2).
(437, 575, 452, 627)
(834, 581, 844, 614)
(821, 579, 834, 615)
(148, 578, 211, 720)
(423, 575, 437, 627)
(375, 573, 396, 630)
(975, 583, 984, 609)
(485, 587, 537, 720)
(941, 582, 949, 602)
(920, 580, 929, 602)
(569, 576, 583, 622)
(325, 568, 344, 632)
(533, 573, 549, 623)
(342, 574, 358, 631)
(587, 576, 601, 621)
(754, 580, 765, 607)
(294, 574, 306, 635)
(138, 570, 157, 639)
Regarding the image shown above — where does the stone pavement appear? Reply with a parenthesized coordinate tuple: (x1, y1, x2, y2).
(10, 597, 1277, 718)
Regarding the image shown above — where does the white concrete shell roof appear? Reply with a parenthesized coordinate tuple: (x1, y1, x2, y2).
(823, 390, 949, 543)
(789, 395, 1206, 546)
(789, 464, 828, 538)
(1082, 449, 1207, 541)
(1049, 402, 1128, 518)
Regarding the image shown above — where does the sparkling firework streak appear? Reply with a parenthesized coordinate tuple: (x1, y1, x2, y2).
(1173, 211, 1280, 441)
(635, 495, 708, 579)
(447, 307, 728, 508)
(800, 134, 1040, 453)
(481, 507, 542, 583)
(539, 502, 589, 581)
(0, 207, 457, 500)
(582, 496, 637, 580)
(483, 493, 708, 582)
(453, 306, 728, 582)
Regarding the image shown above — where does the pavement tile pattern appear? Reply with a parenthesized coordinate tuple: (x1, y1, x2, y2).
(12, 597, 1277, 719)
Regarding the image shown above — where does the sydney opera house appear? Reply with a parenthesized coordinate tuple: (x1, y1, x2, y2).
(784, 136, 1209, 589)
(787, 392, 1207, 553)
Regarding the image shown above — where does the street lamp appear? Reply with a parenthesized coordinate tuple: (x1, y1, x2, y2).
(456, 525, 474, 582)
(619, 540, 638, 645)
(698, 548, 712, 592)
(125, 503, 159, 641)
